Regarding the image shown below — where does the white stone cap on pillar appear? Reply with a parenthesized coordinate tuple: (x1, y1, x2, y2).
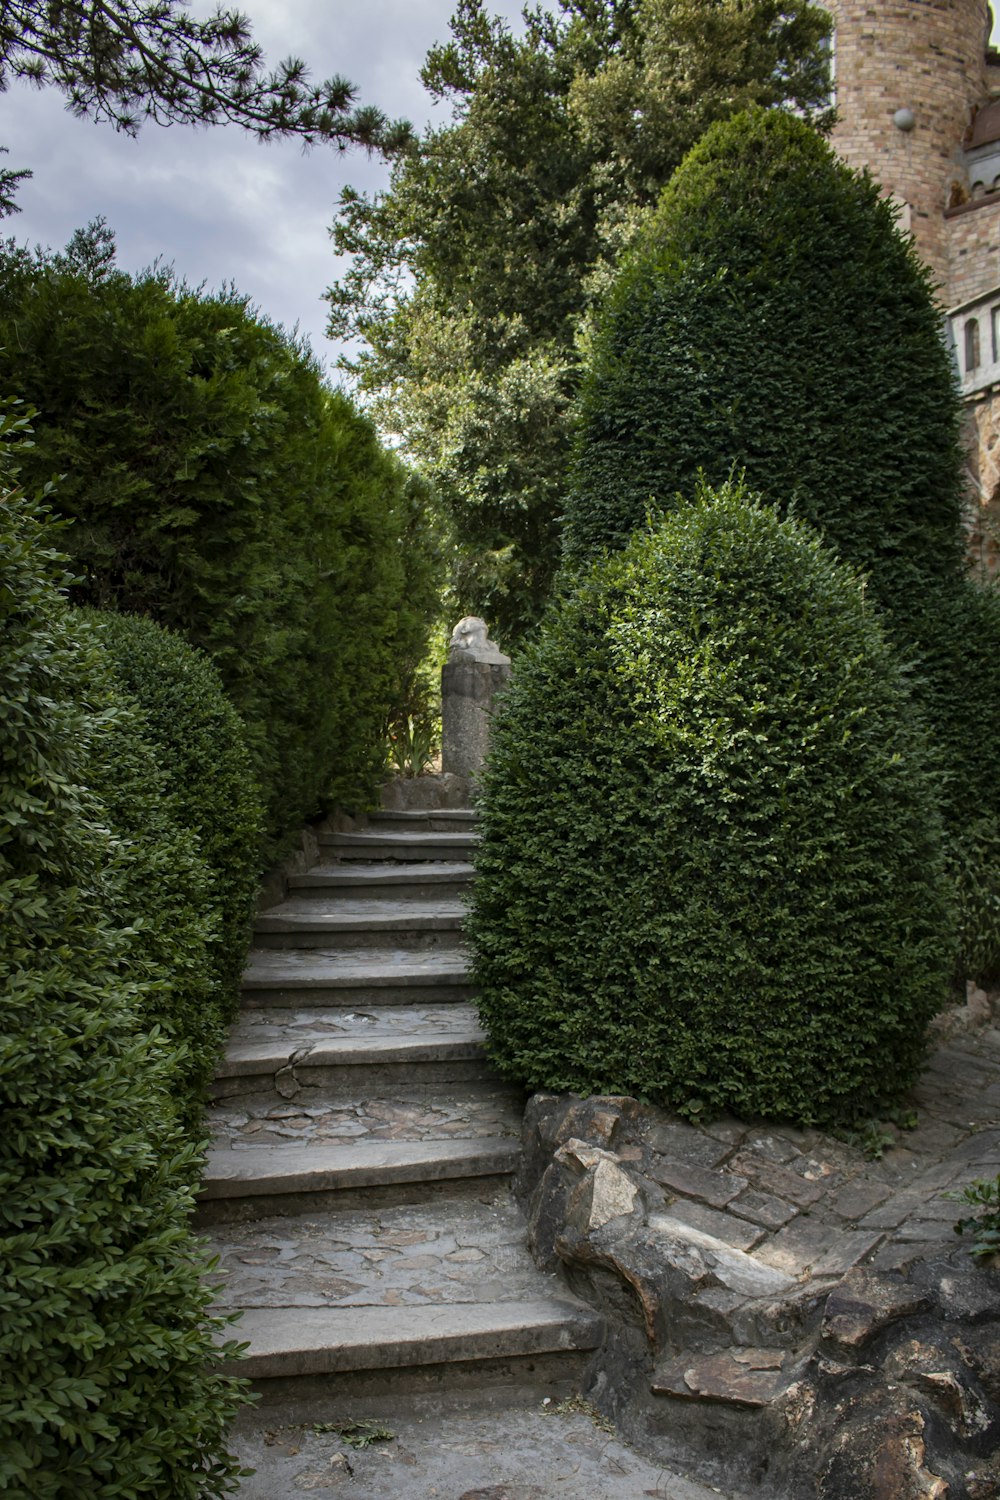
(448, 616, 511, 665)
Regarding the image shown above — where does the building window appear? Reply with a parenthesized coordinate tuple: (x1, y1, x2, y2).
(992, 306, 1000, 363)
(966, 318, 981, 372)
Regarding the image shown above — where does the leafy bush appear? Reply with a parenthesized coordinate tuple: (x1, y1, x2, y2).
(0, 450, 246, 1495)
(565, 108, 965, 604)
(900, 576, 1000, 980)
(949, 1173, 1000, 1261)
(87, 609, 263, 1020)
(0, 227, 441, 850)
(469, 484, 953, 1128)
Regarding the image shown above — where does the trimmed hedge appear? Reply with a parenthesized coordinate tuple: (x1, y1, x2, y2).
(469, 484, 953, 1128)
(0, 237, 441, 851)
(563, 106, 1000, 983)
(901, 576, 1000, 980)
(0, 465, 246, 1495)
(564, 108, 965, 603)
(87, 609, 263, 1022)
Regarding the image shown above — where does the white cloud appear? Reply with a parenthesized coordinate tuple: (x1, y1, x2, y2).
(1, 1, 526, 372)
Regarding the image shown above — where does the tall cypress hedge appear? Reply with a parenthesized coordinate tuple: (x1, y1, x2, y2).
(0, 229, 440, 851)
(564, 108, 965, 603)
(469, 485, 953, 1127)
(0, 455, 247, 1495)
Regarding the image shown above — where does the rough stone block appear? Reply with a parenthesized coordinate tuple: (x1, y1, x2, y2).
(657, 1199, 765, 1253)
(821, 1270, 931, 1352)
(647, 1213, 795, 1300)
(755, 1218, 853, 1279)
(651, 1349, 789, 1409)
(651, 1158, 747, 1210)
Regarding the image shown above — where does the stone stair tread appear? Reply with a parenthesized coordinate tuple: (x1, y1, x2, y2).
(289, 860, 474, 888)
(207, 1192, 562, 1311)
(319, 830, 478, 858)
(255, 897, 465, 932)
(242, 946, 470, 989)
(217, 1027, 487, 1078)
(225, 1298, 603, 1379)
(207, 1087, 524, 1153)
(368, 808, 478, 824)
(224, 1002, 482, 1047)
(201, 1135, 519, 1199)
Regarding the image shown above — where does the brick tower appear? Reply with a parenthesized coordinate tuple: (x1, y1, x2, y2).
(826, 0, 1000, 562)
(827, 0, 991, 292)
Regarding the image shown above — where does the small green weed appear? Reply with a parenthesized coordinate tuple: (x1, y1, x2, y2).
(386, 713, 438, 777)
(841, 1109, 919, 1160)
(311, 1418, 395, 1448)
(947, 1173, 1000, 1261)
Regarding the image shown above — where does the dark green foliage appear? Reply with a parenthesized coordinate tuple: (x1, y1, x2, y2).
(0, 230, 441, 849)
(88, 609, 263, 1023)
(0, 452, 247, 1495)
(78, 642, 220, 1130)
(469, 485, 952, 1128)
(566, 108, 965, 600)
(898, 577, 1000, 980)
(949, 1172, 1000, 1260)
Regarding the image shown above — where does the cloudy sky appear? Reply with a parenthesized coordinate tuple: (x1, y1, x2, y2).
(2, 1, 525, 377)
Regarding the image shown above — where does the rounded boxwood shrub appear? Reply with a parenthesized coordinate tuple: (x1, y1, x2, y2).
(0, 467, 246, 1495)
(565, 107, 965, 604)
(468, 483, 953, 1128)
(81, 664, 220, 1130)
(87, 609, 263, 1021)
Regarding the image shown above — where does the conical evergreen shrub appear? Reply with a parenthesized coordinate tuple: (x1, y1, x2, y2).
(469, 484, 953, 1127)
(565, 108, 965, 603)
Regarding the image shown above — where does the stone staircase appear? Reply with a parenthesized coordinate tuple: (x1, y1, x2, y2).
(197, 805, 603, 1416)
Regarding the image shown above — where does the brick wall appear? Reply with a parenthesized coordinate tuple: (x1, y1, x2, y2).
(828, 0, 989, 294)
(947, 196, 1000, 303)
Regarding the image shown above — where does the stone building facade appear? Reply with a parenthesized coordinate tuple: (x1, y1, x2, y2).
(826, 0, 1000, 568)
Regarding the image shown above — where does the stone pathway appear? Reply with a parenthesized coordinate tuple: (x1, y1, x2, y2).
(200, 798, 999, 1497)
(200, 802, 739, 1497)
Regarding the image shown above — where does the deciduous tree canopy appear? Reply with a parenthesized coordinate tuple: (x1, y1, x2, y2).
(328, 0, 832, 645)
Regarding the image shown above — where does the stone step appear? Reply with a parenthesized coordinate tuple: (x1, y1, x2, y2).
(289, 859, 473, 902)
(206, 1193, 602, 1399)
(253, 896, 465, 950)
(319, 829, 478, 862)
(366, 808, 478, 834)
(211, 1025, 492, 1101)
(207, 1078, 522, 1152)
(197, 1135, 521, 1221)
(227, 1299, 602, 1398)
(241, 946, 474, 1008)
(651, 1349, 797, 1411)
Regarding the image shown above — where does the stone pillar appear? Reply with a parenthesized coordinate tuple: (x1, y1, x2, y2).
(441, 617, 511, 779)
